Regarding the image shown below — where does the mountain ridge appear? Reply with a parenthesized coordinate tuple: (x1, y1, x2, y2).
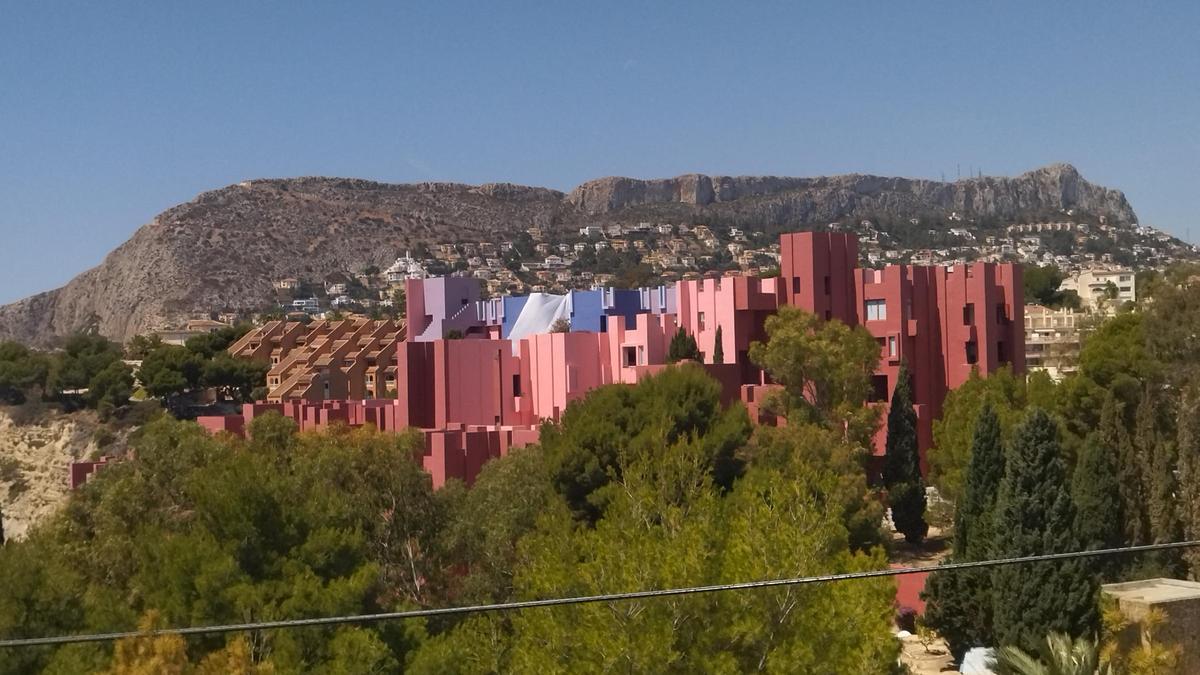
(0, 163, 1138, 346)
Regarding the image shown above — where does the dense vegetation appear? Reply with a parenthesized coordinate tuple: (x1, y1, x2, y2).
(0, 333, 132, 416)
(924, 264, 1200, 659)
(0, 327, 904, 673)
(0, 325, 268, 422)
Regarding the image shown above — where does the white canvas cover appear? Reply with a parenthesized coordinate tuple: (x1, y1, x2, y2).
(506, 292, 573, 353)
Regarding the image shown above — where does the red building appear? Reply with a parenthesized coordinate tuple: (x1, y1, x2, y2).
(778, 232, 1024, 470)
(199, 230, 1023, 490)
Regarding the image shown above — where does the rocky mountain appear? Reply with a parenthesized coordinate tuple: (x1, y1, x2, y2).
(0, 164, 1138, 346)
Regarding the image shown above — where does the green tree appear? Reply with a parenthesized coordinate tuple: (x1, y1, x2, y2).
(540, 364, 750, 523)
(202, 354, 269, 402)
(412, 429, 899, 673)
(956, 403, 1005, 560)
(438, 448, 555, 605)
(0, 418, 436, 673)
(928, 367, 1027, 505)
(1179, 387, 1200, 578)
(184, 325, 249, 359)
(1099, 393, 1149, 549)
(992, 409, 1097, 652)
(712, 325, 724, 364)
(45, 333, 124, 399)
(87, 360, 134, 416)
(0, 341, 49, 404)
(923, 403, 1005, 660)
(743, 423, 886, 552)
(1071, 434, 1124, 580)
(1135, 392, 1182, 550)
(123, 334, 163, 360)
(666, 327, 701, 363)
(749, 305, 881, 448)
(1078, 313, 1161, 390)
(882, 362, 926, 543)
(137, 345, 204, 400)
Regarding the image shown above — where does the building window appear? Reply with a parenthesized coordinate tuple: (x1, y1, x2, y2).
(888, 335, 898, 358)
(1119, 286, 1131, 293)
(792, 277, 801, 294)
(997, 341, 1008, 364)
(865, 299, 887, 321)
(824, 310, 832, 321)
(966, 340, 978, 365)
(963, 303, 975, 325)
(622, 346, 638, 367)
(869, 374, 889, 402)
(512, 373, 521, 396)
(823, 275, 831, 295)
(697, 311, 706, 330)
(996, 303, 1008, 324)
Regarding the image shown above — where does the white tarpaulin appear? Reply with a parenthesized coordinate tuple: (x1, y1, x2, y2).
(959, 648, 996, 674)
(506, 292, 573, 353)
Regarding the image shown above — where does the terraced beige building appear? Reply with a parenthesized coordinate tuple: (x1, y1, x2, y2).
(229, 318, 406, 401)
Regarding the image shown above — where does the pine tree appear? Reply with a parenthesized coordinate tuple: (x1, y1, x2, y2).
(1101, 393, 1149, 548)
(923, 403, 1005, 661)
(712, 325, 724, 364)
(667, 328, 701, 363)
(1071, 434, 1124, 580)
(992, 409, 1097, 652)
(883, 362, 927, 543)
(1179, 387, 1200, 578)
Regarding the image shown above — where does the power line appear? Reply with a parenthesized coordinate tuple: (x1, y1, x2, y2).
(2, 540, 1197, 649)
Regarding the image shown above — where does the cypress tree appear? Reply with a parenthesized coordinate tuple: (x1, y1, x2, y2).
(0, 503, 5, 545)
(712, 326, 724, 364)
(1136, 392, 1182, 544)
(992, 409, 1097, 652)
(1101, 393, 1149, 548)
(955, 403, 1005, 560)
(923, 403, 1005, 661)
(1178, 388, 1200, 578)
(883, 362, 927, 543)
(1071, 434, 1124, 580)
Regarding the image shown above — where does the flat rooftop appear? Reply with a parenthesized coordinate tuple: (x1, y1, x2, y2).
(1102, 578, 1200, 604)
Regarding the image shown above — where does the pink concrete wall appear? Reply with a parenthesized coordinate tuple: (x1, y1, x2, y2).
(675, 276, 775, 367)
(520, 331, 610, 422)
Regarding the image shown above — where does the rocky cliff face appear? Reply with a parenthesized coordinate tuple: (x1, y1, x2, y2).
(565, 164, 1135, 223)
(0, 408, 99, 541)
(0, 164, 1137, 346)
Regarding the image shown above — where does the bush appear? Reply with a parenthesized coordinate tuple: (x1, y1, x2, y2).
(92, 427, 116, 449)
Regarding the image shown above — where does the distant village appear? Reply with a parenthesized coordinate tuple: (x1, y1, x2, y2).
(157, 212, 1197, 387)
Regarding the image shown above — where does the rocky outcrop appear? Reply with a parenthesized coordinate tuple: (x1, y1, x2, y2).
(0, 408, 99, 541)
(565, 164, 1136, 223)
(0, 164, 1138, 346)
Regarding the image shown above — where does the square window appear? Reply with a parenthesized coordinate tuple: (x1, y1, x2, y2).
(865, 299, 887, 321)
(869, 374, 889, 402)
(622, 346, 638, 367)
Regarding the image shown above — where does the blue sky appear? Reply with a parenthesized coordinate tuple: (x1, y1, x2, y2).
(1, 2, 1197, 303)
